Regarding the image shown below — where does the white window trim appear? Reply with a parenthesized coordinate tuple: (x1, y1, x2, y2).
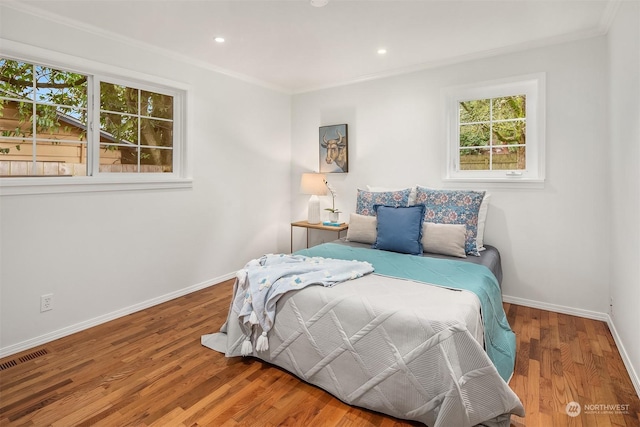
(0, 39, 193, 196)
(443, 73, 546, 185)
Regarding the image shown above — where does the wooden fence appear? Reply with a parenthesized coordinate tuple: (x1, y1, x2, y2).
(0, 161, 166, 176)
(460, 153, 523, 170)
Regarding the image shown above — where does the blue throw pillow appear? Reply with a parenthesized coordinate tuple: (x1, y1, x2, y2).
(372, 204, 426, 255)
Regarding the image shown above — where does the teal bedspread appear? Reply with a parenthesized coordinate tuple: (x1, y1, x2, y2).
(296, 243, 516, 382)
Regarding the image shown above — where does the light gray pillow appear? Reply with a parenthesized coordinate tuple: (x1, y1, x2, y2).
(346, 213, 377, 244)
(421, 222, 467, 258)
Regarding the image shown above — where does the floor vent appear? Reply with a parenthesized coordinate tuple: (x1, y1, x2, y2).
(0, 359, 18, 371)
(0, 348, 49, 371)
(19, 348, 49, 363)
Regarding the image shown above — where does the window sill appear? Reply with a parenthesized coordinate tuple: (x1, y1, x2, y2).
(0, 175, 193, 196)
(443, 176, 545, 189)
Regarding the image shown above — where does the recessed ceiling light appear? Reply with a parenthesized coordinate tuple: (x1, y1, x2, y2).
(377, 48, 387, 55)
(310, 0, 328, 7)
(214, 37, 225, 43)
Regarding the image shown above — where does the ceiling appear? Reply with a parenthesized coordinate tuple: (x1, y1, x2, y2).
(6, 0, 617, 93)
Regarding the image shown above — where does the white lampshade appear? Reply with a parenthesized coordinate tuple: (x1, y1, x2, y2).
(300, 173, 327, 224)
(300, 173, 327, 196)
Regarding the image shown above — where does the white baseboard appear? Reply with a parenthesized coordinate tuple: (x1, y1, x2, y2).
(606, 314, 640, 399)
(503, 294, 640, 399)
(502, 294, 609, 321)
(0, 272, 235, 359)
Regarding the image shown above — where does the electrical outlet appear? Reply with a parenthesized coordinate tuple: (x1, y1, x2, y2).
(41, 294, 53, 312)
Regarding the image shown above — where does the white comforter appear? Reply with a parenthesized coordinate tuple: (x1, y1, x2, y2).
(204, 273, 524, 427)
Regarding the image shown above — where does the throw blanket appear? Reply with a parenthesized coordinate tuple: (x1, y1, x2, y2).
(296, 243, 516, 382)
(232, 253, 374, 354)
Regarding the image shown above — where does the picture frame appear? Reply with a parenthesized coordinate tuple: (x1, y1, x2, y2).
(319, 124, 348, 173)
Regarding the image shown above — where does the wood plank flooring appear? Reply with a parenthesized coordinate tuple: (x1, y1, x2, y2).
(1, 279, 638, 426)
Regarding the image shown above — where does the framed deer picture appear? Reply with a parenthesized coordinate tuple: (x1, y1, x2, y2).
(319, 124, 348, 173)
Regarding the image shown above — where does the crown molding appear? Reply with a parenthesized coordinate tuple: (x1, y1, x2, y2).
(598, 0, 623, 34)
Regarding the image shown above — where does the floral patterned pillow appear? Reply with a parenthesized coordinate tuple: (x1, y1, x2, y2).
(414, 186, 485, 256)
(356, 188, 411, 216)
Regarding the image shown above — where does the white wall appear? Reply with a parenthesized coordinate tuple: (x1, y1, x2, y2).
(608, 1, 640, 395)
(0, 6, 291, 355)
(292, 36, 610, 316)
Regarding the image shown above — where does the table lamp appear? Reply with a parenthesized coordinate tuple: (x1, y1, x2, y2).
(300, 173, 327, 224)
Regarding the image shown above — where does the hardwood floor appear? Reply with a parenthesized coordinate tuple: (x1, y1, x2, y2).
(504, 303, 640, 427)
(1, 279, 638, 426)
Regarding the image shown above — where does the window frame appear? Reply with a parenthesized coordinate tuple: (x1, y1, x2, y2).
(0, 39, 192, 196)
(443, 73, 546, 185)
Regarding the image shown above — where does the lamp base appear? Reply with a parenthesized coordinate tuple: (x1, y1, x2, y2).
(308, 195, 321, 224)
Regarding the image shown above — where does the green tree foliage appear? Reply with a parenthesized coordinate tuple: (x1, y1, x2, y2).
(100, 82, 173, 167)
(459, 95, 526, 169)
(0, 59, 87, 153)
(0, 58, 172, 168)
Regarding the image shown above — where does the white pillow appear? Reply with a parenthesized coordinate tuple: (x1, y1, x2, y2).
(421, 222, 467, 258)
(476, 193, 490, 252)
(367, 185, 416, 206)
(346, 213, 377, 244)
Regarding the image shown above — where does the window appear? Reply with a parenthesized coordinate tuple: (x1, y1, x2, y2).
(0, 60, 89, 176)
(0, 47, 189, 195)
(444, 73, 545, 183)
(98, 81, 174, 174)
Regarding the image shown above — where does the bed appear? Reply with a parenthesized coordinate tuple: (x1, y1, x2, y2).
(203, 187, 525, 426)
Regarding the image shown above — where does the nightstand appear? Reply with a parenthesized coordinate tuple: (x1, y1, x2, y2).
(290, 220, 349, 252)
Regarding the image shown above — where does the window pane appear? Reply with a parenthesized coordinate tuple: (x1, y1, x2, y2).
(492, 147, 525, 170)
(100, 113, 138, 145)
(0, 59, 34, 100)
(492, 95, 525, 120)
(98, 143, 126, 171)
(460, 123, 489, 148)
(114, 145, 139, 171)
(460, 99, 490, 123)
(142, 147, 172, 172)
(140, 118, 173, 148)
(100, 82, 138, 114)
(34, 65, 87, 109)
(493, 120, 526, 147)
(459, 148, 490, 170)
(141, 90, 173, 119)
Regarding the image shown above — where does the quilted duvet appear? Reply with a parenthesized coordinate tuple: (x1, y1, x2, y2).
(204, 245, 524, 427)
